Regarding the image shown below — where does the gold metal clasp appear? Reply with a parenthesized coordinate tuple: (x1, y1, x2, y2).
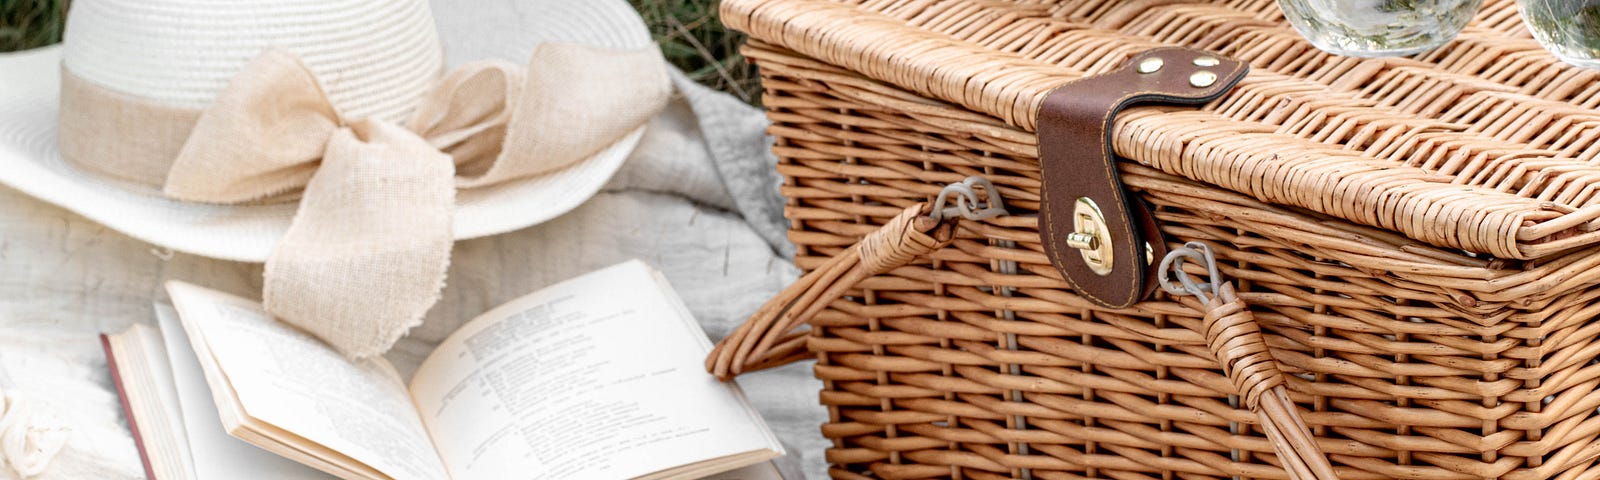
(1071, 197, 1114, 275)
(1065, 232, 1098, 250)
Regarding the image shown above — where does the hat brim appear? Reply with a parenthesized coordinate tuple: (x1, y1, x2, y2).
(0, 45, 641, 263)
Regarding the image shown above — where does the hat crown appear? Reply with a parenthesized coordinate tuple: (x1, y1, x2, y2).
(62, 0, 443, 123)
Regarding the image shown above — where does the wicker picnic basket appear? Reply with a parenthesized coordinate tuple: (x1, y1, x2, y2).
(704, 0, 1600, 478)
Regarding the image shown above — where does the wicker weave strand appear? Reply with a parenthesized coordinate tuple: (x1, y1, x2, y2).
(708, 203, 958, 379)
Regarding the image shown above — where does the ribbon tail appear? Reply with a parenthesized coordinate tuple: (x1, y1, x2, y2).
(446, 44, 671, 188)
(264, 119, 455, 358)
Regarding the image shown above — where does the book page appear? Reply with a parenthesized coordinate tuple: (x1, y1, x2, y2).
(153, 304, 337, 480)
(130, 323, 195, 480)
(106, 324, 196, 480)
(165, 282, 449, 480)
(409, 260, 781, 480)
(700, 461, 785, 480)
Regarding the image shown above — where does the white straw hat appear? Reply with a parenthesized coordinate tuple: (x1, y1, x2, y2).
(0, 0, 671, 357)
(0, 0, 660, 263)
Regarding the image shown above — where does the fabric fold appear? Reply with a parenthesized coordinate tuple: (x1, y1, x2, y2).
(164, 49, 338, 203)
(59, 43, 670, 357)
(455, 45, 669, 189)
(262, 119, 457, 358)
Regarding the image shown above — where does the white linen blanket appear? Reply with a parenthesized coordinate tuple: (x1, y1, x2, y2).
(0, 6, 830, 477)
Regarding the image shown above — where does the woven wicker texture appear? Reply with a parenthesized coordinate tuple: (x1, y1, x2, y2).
(723, 0, 1600, 477)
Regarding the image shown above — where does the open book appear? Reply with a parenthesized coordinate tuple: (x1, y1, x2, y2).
(104, 260, 784, 480)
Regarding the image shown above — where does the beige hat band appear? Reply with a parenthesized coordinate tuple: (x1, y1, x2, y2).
(56, 43, 671, 357)
(58, 69, 202, 188)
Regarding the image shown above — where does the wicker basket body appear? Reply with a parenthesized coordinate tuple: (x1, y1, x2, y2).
(727, 0, 1600, 478)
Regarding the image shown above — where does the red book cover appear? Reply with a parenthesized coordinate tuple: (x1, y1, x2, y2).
(102, 334, 159, 480)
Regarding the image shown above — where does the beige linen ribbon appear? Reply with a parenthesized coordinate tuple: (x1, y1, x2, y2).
(58, 44, 670, 357)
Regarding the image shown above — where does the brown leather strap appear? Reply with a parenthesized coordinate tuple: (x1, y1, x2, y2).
(1038, 47, 1248, 308)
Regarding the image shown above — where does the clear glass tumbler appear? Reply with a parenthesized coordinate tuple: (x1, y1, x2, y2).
(1519, 0, 1600, 69)
(1276, 0, 1485, 57)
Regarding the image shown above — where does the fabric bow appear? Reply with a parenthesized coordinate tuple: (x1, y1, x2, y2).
(62, 44, 669, 357)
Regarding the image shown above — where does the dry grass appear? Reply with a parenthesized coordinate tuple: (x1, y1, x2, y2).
(630, 0, 761, 105)
(0, 0, 66, 52)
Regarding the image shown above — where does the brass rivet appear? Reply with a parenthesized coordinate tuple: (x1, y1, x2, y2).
(1190, 70, 1217, 88)
(1137, 57, 1164, 74)
(1193, 56, 1220, 67)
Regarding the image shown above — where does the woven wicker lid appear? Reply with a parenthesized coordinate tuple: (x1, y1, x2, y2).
(723, 0, 1600, 261)
(62, 0, 442, 123)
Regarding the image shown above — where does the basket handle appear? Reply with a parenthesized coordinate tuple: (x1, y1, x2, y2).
(705, 202, 958, 379)
(706, 177, 1010, 379)
(1159, 242, 1338, 480)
